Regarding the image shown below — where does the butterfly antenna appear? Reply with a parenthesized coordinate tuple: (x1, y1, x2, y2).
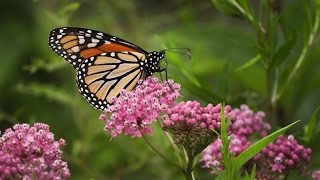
(163, 48, 191, 59)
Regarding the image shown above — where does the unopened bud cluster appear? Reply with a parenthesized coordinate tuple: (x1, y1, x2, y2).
(163, 101, 235, 153)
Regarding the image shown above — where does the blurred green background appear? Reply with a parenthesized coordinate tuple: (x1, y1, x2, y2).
(0, 0, 319, 179)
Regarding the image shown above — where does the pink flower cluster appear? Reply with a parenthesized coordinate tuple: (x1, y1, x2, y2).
(163, 101, 236, 153)
(201, 134, 250, 171)
(313, 170, 320, 180)
(201, 105, 312, 179)
(101, 77, 180, 138)
(0, 123, 70, 179)
(201, 105, 267, 172)
(255, 135, 312, 179)
(231, 105, 271, 137)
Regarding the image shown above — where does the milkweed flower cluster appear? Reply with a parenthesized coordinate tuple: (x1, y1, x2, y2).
(163, 101, 236, 154)
(201, 105, 313, 179)
(201, 105, 269, 172)
(231, 104, 271, 137)
(312, 170, 320, 180)
(0, 123, 70, 179)
(255, 135, 312, 179)
(201, 134, 250, 171)
(101, 77, 180, 138)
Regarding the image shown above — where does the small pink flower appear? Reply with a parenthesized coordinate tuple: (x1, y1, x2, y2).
(270, 164, 285, 173)
(0, 123, 70, 179)
(101, 77, 180, 138)
(0, 150, 24, 179)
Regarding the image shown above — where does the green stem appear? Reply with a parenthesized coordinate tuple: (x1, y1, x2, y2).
(266, 67, 273, 122)
(261, 0, 273, 123)
(142, 135, 181, 169)
(182, 149, 195, 180)
(156, 118, 185, 167)
(183, 170, 195, 180)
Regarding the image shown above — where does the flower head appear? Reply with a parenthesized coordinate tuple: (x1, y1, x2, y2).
(164, 101, 236, 154)
(231, 105, 271, 137)
(255, 135, 312, 179)
(0, 123, 70, 179)
(312, 170, 320, 180)
(101, 77, 180, 138)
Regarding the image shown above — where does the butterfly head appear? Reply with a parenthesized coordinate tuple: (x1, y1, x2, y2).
(145, 51, 165, 76)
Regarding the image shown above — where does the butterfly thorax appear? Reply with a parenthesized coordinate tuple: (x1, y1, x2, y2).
(144, 51, 165, 76)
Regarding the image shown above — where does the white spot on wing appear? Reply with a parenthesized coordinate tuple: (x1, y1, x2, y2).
(92, 38, 99, 43)
(79, 39, 85, 44)
(87, 43, 97, 48)
(71, 46, 80, 52)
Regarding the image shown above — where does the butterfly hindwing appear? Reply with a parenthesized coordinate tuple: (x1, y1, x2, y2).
(76, 52, 146, 110)
(48, 27, 148, 69)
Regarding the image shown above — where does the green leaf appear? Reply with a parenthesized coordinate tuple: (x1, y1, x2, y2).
(59, 3, 81, 17)
(210, 0, 239, 15)
(15, 83, 74, 105)
(272, 30, 297, 67)
(235, 54, 261, 72)
(303, 106, 320, 143)
(237, 0, 255, 20)
(244, 164, 256, 180)
(249, 164, 256, 180)
(23, 58, 67, 74)
(234, 120, 300, 169)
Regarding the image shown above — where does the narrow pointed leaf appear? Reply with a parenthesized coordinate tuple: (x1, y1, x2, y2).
(272, 31, 297, 67)
(234, 120, 299, 168)
(303, 106, 320, 143)
(235, 54, 261, 72)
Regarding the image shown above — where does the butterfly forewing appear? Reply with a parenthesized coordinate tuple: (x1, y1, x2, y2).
(48, 27, 148, 69)
(76, 52, 146, 110)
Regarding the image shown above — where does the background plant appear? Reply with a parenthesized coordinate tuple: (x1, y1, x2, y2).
(0, 0, 319, 179)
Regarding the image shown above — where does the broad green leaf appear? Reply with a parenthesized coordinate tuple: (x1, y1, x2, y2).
(235, 54, 261, 72)
(234, 120, 300, 168)
(272, 31, 297, 67)
(303, 106, 320, 143)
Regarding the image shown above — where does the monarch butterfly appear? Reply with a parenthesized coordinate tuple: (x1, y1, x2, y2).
(48, 27, 167, 111)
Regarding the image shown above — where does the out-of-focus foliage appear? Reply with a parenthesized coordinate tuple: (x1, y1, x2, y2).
(0, 0, 319, 179)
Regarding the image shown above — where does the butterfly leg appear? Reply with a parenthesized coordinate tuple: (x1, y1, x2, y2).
(158, 67, 168, 81)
